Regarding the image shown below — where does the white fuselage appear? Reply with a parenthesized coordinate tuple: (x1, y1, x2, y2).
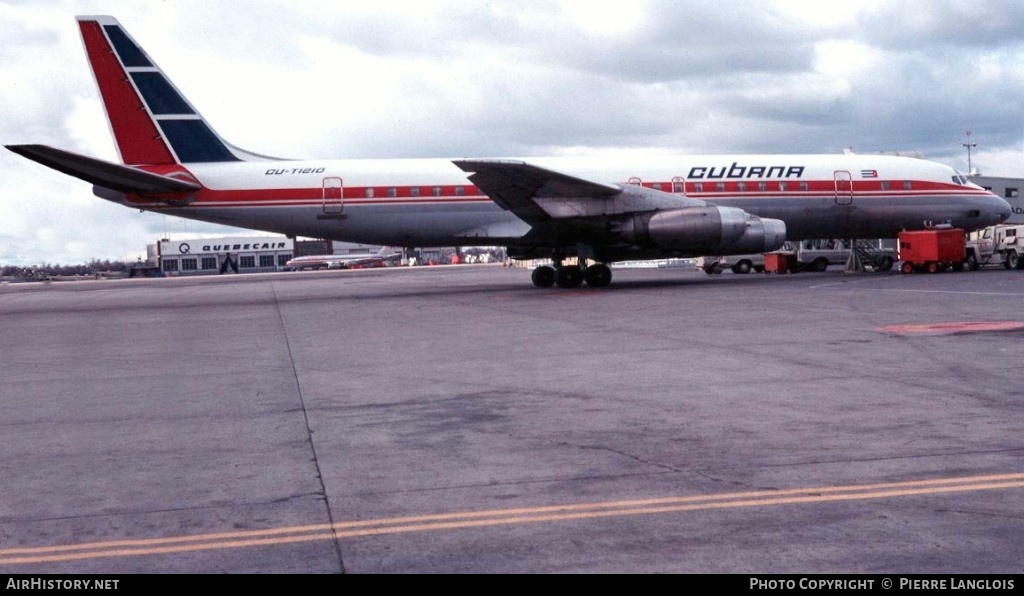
(108, 153, 1009, 257)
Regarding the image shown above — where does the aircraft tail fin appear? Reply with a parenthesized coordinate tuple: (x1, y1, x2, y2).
(76, 15, 273, 165)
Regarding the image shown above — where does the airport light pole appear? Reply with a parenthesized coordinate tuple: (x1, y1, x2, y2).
(961, 130, 977, 174)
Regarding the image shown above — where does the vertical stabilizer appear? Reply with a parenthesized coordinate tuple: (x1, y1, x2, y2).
(77, 15, 267, 165)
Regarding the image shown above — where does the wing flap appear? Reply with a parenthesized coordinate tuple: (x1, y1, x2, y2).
(6, 144, 201, 194)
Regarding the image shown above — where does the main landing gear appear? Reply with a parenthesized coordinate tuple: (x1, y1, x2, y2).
(531, 262, 612, 288)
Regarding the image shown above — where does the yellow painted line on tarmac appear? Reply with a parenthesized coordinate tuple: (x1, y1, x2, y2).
(2, 472, 1022, 565)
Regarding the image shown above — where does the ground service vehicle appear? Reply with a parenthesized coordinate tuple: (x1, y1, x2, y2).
(898, 228, 966, 273)
(964, 224, 1024, 270)
(697, 239, 896, 274)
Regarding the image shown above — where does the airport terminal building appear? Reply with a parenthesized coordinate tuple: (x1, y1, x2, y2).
(143, 236, 391, 276)
(151, 236, 295, 275)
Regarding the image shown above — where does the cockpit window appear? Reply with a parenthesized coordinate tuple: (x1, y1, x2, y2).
(951, 175, 969, 185)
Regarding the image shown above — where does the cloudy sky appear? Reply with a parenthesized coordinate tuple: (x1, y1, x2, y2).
(2, 0, 1023, 265)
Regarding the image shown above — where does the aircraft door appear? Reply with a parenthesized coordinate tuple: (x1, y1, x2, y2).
(322, 177, 343, 214)
(834, 171, 853, 206)
(671, 176, 686, 195)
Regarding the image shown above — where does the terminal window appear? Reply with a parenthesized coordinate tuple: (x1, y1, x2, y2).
(201, 257, 217, 270)
(277, 254, 292, 267)
(181, 258, 197, 271)
(162, 259, 178, 271)
(259, 255, 275, 268)
(239, 256, 256, 269)
(1007, 188, 1019, 198)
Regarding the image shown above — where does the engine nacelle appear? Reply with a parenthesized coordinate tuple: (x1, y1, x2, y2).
(617, 206, 786, 254)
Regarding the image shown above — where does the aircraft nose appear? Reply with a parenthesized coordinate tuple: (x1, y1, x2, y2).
(992, 193, 1012, 223)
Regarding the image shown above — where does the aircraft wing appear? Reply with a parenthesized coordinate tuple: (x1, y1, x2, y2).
(453, 159, 622, 223)
(454, 159, 697, 225)
(6, 144, 201, 195)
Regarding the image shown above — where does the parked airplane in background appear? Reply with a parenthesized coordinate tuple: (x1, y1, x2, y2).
(285, 247, 402, 271)
(7, 16, 1011, 287)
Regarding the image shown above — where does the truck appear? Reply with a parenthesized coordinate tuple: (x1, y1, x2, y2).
(696, 239, 896, 274)
(694, 253, 765, 275)
(964, 224, 1024, 270)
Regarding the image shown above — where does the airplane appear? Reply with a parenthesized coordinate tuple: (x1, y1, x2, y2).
(285, 247, 402, 271)
(6, 16, 1012, 288)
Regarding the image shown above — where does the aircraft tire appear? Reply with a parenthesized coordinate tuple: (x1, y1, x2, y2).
(731, 260, 753, 274)
(532, 265, 556, 288)
(583, 264, 612, 287)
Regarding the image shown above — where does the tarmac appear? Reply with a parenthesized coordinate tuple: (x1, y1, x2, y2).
(0, 264, 1022, 573)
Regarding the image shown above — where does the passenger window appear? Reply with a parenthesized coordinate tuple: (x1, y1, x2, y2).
(410, 187, 420, 197)
(881, 181, 890, 191)
(365, 188, 374, 198)
(716, 182, 725, 192)
(738, 182, 746, 191)
(799, 182, 808, 191)
(456, 186, 465, 196)
(432, 186, 442, 197)
(388, 187, 397, 198)
(673, 182, 684, 193)
(694, 183, 703, 192)
(903, 181, 912, 190)
(758, 181, 767, 191)
(778, 182, 787, 192)
(652, 183, 662, 191)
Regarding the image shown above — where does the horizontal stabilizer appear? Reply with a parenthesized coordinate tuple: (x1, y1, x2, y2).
(5, 144, 201, 194)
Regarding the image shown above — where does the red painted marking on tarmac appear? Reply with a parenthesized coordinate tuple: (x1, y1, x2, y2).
(876, 321, 1024, 335)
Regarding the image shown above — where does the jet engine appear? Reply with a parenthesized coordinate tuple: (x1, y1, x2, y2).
(616, 206, 786, 255)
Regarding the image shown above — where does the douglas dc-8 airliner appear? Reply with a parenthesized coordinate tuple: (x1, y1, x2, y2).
(7, 16, 1011, 287)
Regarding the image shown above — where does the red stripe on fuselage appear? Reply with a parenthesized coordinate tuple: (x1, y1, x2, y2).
(124, 173, 990, 209)
(79, 21, 175, 165)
